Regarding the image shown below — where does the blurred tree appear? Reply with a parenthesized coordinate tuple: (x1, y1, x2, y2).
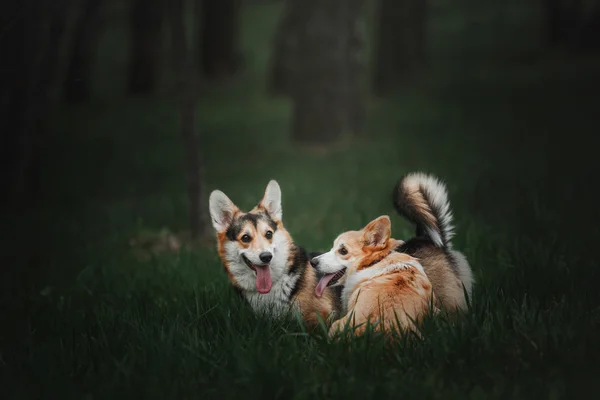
(2, 0, 80, 202)
(170, 0, 209, 239)
(373, 0, 428, 95)
(581, 6, 600, 50)
(290, 0, 366, 144)
(266, 0, 301, 95)
(63, 0, 105, 103)
(1, 3, 31, 203)
(1, 0, 81, 342)
(199, 0, 243, 79)
(128, 0, 164, 94)
(544, 0, 581, 47)
(544, 0, 600, 51)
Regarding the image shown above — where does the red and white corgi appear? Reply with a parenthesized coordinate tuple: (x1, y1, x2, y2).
(311, 172, 475, 337)
(312, 216, 436, 337)
(209, 180, 341, 328)
(311, 216, 434, 336)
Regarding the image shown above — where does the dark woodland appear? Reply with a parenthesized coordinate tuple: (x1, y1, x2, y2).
(1, 0, 600, 397)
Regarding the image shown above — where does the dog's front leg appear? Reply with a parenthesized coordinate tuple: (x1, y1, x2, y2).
(328, 314, 351, 337)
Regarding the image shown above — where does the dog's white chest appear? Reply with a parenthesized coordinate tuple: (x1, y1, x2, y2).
(244, 274, 300, 317)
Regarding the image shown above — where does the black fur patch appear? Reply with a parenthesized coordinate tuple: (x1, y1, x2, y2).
(225, 212, 278, 241)
(331, 285, 343, 314)
(288, 245, 309, 300)
(291, 246, 310, 273)
(395, 237, 433, 256)
(290, 247, 344, 313)
(395, 237, 461, 276)
(261, 211, 279, 232)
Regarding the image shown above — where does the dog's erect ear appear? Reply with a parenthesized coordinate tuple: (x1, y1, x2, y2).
(259, 180, 282, 221)
(362, 216, 391, 248)
(209, 190, 238, 233)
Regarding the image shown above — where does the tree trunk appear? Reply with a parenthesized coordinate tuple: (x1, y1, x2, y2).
(544, 0, 563, 46)
(1, 0, 81, 351)
(266, 0, 302, 95)
(571, 3, 600, 52)
(372, 0, 428, 95)
(199, 0, 242, 79)
(345, 0, 367, 136)
(413, 0, 427, 69)
(128, 0, 164, 94)
(542, 0, 600, 52)
(2, 0, 80, 201)
(170, 0, 208, 239)
(63, 0, 105, 104)
(0, 2, 29, 202)
(291, 0, 365, 144)
(543, 0, 581, 46)
(578, 7, 600, 51)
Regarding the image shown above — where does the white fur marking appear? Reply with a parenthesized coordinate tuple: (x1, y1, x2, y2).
(261, 180, 283, 221)
(450, 249, 474, 298)
(209, 190, 236, 233)
(313, 249, 351, 275)
(403, 172, 455, 247)
(223, 228, 298, 318)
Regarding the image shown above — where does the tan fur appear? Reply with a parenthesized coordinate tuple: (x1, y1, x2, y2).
(328, 217, 397, 271)
(294, 265, 339, 328)
(330, 253, 435, 338)
(324, 216, 436, 338)
(217, 231, 236, 283)
(410, 246, 467, 311)
(403, 186, 438, 228)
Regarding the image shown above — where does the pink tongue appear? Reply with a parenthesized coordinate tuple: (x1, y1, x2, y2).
(255, 265, 272, 294)
(315, 273, 336, 297)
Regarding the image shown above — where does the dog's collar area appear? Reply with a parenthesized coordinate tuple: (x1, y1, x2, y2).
(365, 250, 394, 268)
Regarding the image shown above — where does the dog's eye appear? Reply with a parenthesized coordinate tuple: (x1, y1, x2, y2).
(265, 230, 273, 239)
(339, 247, 348, 256)
(241, 234, 252, 243)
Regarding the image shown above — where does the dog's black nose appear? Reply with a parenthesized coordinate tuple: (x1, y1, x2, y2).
(259, 252, 273, 263)
(310, 258, 319, 268)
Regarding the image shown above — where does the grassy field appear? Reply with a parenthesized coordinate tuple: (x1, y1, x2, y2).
(3, 2, 600, 398)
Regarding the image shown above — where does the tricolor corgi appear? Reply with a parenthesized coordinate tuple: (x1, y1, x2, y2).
(209, 180, 341, 328)
(392, 172, 474, 311)
(311, 216, 436, 337)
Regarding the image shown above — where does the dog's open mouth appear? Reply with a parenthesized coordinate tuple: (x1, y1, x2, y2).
(315, 268, 346, 297)
(242, 254, 255, 269)
(242, 255, 272, 294)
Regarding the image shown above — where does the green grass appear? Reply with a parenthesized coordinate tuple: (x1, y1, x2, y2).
(3, 1, 600, 398)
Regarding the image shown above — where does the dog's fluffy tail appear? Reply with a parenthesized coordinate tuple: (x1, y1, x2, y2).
(392, 172, 455, 248)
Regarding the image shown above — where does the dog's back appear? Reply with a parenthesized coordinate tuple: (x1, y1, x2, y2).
(393, 173, 474, 310)
(329, 252, 435, 337)
(398, 238, 470, 310)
